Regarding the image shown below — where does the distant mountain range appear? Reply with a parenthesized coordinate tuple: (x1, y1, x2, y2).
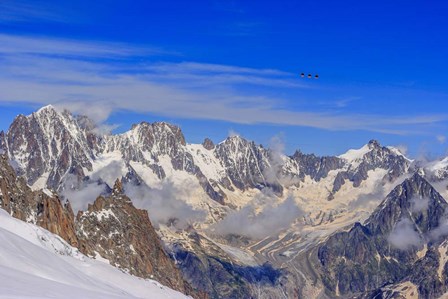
(2, 105, 448, 298)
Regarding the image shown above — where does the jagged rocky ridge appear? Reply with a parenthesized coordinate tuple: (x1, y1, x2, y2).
(0, 154, 198, 297)
(0, 154, 78, 246)
(0, 105, 412, 204)
(317, 173, 448, 298)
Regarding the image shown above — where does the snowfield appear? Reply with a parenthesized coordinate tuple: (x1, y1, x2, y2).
(0, 209, 189, 299)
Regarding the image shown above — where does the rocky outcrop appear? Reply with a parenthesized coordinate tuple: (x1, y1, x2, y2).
(349, 140, 410, 184)
(76, 179, 195, 296)
(215, 136, 282, 193)
(0, 154, 78, 247)
(327, 140, 411, 199)
(36, 195, 78, 247)
(202, 138, 215, 150)
(291, 150, 344, 182)
(1, 156, 199, 297)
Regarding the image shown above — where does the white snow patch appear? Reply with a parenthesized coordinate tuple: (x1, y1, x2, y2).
(94, 209, 117, 222)
(338, 144, 371, 161)
(30, 172, 50, 191)
(416, 244, 427, 259)
(387, 146, 413, 162)
(384, 281, 418, 299)
(430, 157, 448, 172)
(186, 144, 225, 181)
(42, 188, 54, 197)
(129, 161, 161, 187)
(0, 209, 189, 299)
(94, 252, 111, 265)
(438, 242, 448, 281)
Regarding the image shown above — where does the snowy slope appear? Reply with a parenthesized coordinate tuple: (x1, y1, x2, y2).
(0, 209, 189, 299)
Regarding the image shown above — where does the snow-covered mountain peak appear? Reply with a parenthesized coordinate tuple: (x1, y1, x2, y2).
(386, 145, 412, 161)
(367, 139, 381, 149)
(35, 104, 57, 114)
(338, 140, 385, 162)
(338, 139, 411, 168)
(126, 121, 186, 146)
(335, 139, 382, 164)
(33, 105, 83, 138)
(429, 156, 448, 171)
(4, 106, 95, 190)
(338, 143, 371, 163)
(218, 135, 258, 152)
(425, 156, 448, 180)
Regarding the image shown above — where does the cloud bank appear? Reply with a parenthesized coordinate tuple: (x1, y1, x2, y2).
(124, 180, 206, 229)
(60, 174, 107, 213)
(211, 188, 303, 239)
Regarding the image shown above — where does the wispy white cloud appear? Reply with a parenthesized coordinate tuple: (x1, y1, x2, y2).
(0, 33, 447, 134)
(211, 189, 303, 239)
(388, 217, 422, 250)
(0, 34, 166, 58)
(335, 97, 360, 108)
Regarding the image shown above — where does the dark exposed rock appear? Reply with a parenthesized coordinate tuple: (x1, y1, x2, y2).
(0, 131, 6, 154)
(0, 154, 78, 247)
(173, 232, 284, 299)
(291, 150, 345, 182)
(202, 138, 215, 150)
(332, 171, 348, 194)
(215, 136, 283, 193)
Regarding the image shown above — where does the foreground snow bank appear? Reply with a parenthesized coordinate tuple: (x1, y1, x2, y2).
(0, 209, 189, 299)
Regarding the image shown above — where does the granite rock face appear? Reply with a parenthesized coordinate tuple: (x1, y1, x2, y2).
(291, 150, 345, 182)
(0, 154, 78, 247)
(214, 136, 283, 193)
(0, 157, 199, 297)
(3, 107, 95, 189)
(202, 138, 215, 150)
(76, 179, 192, 295)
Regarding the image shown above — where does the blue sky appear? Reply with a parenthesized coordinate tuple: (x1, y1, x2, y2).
(0, 0, 447, 157)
